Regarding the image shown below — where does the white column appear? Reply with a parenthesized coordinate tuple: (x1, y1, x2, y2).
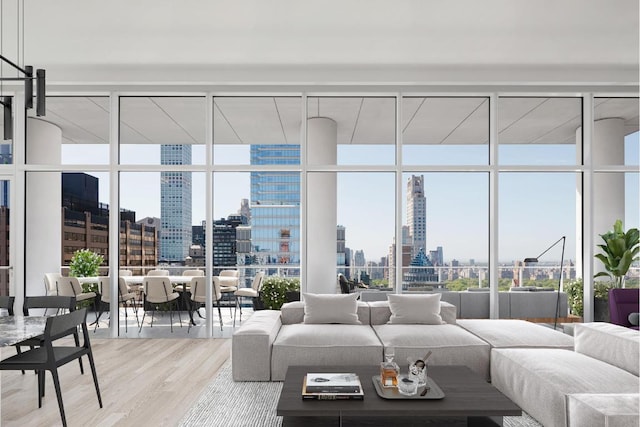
(576, 118, 625, 279)
(26, 118, 62, 297)
(306, 117, 337, 294)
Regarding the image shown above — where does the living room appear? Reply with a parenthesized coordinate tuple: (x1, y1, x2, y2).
(0, 1, 638, 426)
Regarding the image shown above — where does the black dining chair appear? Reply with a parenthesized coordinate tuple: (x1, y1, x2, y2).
(0, 295, 15, 315)
(0, 308, 102, 427)
(16, 296, 81, 375)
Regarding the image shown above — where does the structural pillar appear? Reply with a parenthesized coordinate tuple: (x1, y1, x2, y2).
(576, 118, 625, 279)
(306, 117, 337, 294)
(25, 118, 62, 297)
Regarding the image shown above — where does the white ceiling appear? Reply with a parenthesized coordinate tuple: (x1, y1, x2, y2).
(0, 0, 636, 86)
(1, 1, 638, 143)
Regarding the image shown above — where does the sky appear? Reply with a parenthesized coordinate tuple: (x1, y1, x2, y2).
(61, 132, 639, 265)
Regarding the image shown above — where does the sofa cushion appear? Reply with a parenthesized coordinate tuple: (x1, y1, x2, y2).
(567, 393, 639, 427)
(387, 293, 444, 324)
(369, 300, 456, 325)
(373, 324, 491, 380)
(491, 348, 640, 427)
(574, 322, 640, 376)
(281, 300, 370, 325)
(271, 324, 383, 380)
(302, 293, 361, 324)
(456, 319, 574, 349)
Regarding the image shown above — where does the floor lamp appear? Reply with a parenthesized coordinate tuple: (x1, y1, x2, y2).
(524, 236, 566, 330)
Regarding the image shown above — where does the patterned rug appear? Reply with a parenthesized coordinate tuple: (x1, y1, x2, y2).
(180, 362, 543, 426)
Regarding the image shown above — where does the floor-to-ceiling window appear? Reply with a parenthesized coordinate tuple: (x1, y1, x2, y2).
(13, 91, 639, 335)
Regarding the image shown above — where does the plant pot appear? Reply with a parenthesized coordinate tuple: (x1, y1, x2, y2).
(253, 294, 266, 311)
(594, 297, 610, 322)
(285, 291, 300, 303)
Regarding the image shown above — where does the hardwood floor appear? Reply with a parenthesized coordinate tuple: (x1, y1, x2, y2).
(1, 338, 231, 427)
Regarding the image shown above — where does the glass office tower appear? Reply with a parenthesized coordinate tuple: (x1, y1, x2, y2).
(249, 145, 300, 275)
(160, 144, 192, 262)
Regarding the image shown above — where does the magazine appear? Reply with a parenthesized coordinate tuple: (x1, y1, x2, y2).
(302, 373, 364, 400)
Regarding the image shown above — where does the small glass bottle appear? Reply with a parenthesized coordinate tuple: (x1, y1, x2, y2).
(380, 347, 399, 388)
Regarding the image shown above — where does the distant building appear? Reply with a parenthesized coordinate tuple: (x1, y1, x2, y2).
(61, 173, 158, 272)
(160, 144, 192, 263)
(407, 175, 426, 258)
(250, 144, 300, 275)
(403, 248, 438, 288)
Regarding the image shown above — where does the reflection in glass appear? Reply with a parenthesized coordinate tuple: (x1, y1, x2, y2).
(214, 97, 301, 165)
(403, 97, 488, 165)
(498, 97, 581, 165)
(308, 97, 395, 165)
(120, 97, 206, 165)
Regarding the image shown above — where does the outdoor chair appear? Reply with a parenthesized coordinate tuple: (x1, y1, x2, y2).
(95, 277, 139, 332)
(56, 276, 97, 311)
(118, 269, 133, 277)
(140, 276, 182, 333)
(44, 273, 63, 296)
(234, 271, 265, 326)
(218, 270, 239, 316)
(338, 274, 351, 294)
(0, 308, 102, 427)
(188, 276, 224, 332)
(146, 269, 170, 276)
(183, 269, 204, 276)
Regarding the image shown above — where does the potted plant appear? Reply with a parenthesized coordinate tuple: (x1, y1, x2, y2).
(594, 219, 640, 288)
(593, 220, 639, 321)
(69, 249, 104, 294)
(259, 276, 301, 310)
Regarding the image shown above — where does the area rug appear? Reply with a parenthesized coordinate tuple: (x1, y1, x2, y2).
(179, 362, 543, 427)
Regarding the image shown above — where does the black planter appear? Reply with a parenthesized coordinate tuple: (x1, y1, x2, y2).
(253, 295, 266, 311)
(285, 291, 301, 303)
(594, 297, 610, 322)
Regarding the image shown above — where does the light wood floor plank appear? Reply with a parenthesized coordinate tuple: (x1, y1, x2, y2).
(1, 338, 231, 427)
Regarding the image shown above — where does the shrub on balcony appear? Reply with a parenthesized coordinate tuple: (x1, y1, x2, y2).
(69, 249, 104, 294)
(565, 279, 613, 318)
(260, 276, 300, 310)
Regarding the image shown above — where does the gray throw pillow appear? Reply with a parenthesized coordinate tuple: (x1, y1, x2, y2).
(302, 292, 361, 324)
(387, 293, 444, 324)
(628, 312, 639, 326)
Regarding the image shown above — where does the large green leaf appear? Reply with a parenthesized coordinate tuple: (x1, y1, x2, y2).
(616, 251, 635, 276)
(593, 271, 611, 279)
(606, 237, 626, 258)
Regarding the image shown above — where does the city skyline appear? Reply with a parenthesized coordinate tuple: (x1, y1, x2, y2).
(60, 131, 639, 265)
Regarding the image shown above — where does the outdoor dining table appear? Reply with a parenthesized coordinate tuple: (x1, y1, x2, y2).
(0, 315, 48, 347)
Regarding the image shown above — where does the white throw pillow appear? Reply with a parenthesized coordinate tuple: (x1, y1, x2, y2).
(387, 294, 444, 324)
(302, 293, 361, 324)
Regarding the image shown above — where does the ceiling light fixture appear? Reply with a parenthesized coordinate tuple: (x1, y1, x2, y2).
(0, 0, 47, 141)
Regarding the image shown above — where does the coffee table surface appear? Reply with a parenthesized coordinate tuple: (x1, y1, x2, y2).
(277, 365, 521, 418)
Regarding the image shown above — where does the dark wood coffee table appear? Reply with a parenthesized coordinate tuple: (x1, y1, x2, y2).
(277, 365, 521, 427)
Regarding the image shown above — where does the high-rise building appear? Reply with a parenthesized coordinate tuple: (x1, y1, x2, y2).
(249, 145, 300, 273)
(160, 145, 192, 262)
(59, 173, 158, 270)
(407, 175, 426, 258)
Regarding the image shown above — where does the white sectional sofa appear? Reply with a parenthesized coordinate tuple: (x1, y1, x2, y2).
(232, 296, 638, 427)
(490, 323, 639, 427)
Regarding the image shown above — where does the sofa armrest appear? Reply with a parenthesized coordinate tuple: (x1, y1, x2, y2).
(574, 322, 640, 376)
(232, 310, 282, 381)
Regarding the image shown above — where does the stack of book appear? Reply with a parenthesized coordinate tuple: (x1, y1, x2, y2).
(302, 373, 364, 400)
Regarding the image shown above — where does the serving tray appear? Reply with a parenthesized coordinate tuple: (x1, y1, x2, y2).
(372, 375, 445, 400)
